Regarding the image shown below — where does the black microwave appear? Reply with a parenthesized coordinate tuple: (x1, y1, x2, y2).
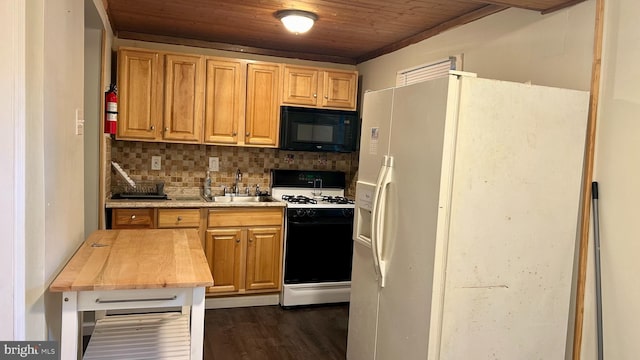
(279, 106, 359, 153)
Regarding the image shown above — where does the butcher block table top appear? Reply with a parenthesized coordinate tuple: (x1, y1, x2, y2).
(50, 229, 213, 292)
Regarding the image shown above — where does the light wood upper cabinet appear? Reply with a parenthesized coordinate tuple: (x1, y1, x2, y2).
(163, 54, 204, 142)
(283, 66, 319, 106)
(118, 47, 357, 147)
(117, 49, 162, 140)
(282, 65, 358, 110)
(245, 62, 282, 147)
(323, 70, 358, 109)
(203, 58, 244, 145)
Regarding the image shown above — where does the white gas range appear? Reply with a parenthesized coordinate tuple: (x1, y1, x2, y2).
(271, 170, 355, 307)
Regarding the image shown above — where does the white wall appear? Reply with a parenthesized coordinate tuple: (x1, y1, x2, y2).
(84, 23, 102, 235)
(0, 0, 26, 340)
(25, 0, 86, 340)
(357, 3, 594, 93)
(589, 0, 640, 358)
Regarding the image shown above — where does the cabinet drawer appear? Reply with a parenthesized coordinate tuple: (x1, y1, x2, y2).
(112, 208, 155, 229)
(157, 209, 201, 228)
(208, 208, 282, 227)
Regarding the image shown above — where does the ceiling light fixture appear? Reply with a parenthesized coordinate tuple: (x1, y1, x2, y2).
(275, 10, 318, 35)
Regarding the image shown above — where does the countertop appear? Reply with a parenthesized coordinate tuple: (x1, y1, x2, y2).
(49, 229, 214, 292)
(105, 195, 287, 209)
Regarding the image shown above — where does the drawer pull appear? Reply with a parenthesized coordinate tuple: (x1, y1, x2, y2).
(177, 216, 183, 221)
(131, 215, 136, 220)
(95, 295, 177, 304)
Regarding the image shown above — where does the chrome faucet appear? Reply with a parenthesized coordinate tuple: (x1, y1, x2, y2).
(234, 168, 242, 195)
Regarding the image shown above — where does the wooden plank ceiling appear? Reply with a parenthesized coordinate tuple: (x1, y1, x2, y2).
(103, 0, 587, 64)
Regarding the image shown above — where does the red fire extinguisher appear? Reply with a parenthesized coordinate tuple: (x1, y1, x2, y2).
(104, 84, 118, 134)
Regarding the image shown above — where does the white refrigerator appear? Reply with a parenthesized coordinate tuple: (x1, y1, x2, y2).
(347, 74, 589, 359)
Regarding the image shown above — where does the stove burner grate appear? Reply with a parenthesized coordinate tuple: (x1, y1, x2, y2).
(280, 194, 354, 205)
(281, 195, 317, 204)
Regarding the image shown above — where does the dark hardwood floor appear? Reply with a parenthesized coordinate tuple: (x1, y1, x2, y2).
(203, 304, 349, 360)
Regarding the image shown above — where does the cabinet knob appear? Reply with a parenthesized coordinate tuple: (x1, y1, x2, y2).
(245, 132, 250, 137)
(324, 95, 328, 99)
(177, 216, 182, 221)
(150, 125, 155, 130)
(313, 93, 317, 98)
(232, 132, 237, 136)
(131, 215, 136, 220)
(236, 238, 240, 243)
(165, 127, 169, 132)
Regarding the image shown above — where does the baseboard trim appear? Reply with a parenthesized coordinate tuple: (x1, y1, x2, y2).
(205, 294, 280, 309)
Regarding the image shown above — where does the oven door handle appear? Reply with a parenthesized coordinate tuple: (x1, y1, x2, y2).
(288, 219, 353, 226)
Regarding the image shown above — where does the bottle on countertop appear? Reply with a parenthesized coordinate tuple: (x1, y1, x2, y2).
(204, 169, 212, 198)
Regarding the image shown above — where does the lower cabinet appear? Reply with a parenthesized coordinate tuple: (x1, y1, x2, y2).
(111, 208, 203, 238)
(112, 208, 155, 229)
(205, 208, 283, 295)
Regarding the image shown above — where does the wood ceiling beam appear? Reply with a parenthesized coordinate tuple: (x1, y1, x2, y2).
(542, 0, 588, 14)
(356, 4, 507, 64)
(116, 31, 357, 65)
(466, 0, 541, 11)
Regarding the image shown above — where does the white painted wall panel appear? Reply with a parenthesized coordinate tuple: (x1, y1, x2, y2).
(0, 0, 26, 340)
(591, 2, 640, 358)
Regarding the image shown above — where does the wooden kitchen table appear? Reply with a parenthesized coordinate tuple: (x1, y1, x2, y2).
(50, 229, 214, 360)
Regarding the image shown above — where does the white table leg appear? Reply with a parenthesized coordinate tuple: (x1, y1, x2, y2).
(61, 291, 79, 360)
(190, 287, 206, 360)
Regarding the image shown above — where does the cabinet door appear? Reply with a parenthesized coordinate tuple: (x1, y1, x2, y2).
(245, 62, 281, 146)
(163, 53, 204, 142)
(203, 58, 244, 144)
(117, 49, 161, 140)
(282, 66, 319, 106)
(322, 70, 358, 110)
(205, 228, 243, 293)
(245, 227, 282, 291)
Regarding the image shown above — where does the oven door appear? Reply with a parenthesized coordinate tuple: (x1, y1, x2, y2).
(284, 208, 354, 284)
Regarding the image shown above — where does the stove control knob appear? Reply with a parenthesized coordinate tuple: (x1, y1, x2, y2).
(294, 209, 306, 218)
(343, 209, 354, 217)
(307, 209, 316, 218)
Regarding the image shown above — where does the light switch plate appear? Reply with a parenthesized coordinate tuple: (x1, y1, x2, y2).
(209, 157, 219, 171)
(75, 108, 84, 135)
(151, 156, 161, 170)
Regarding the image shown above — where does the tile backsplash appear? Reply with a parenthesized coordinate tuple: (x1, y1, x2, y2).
(110, 140, 359, 197)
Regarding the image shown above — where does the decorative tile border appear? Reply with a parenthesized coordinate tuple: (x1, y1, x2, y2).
(110, 140, 359, 197)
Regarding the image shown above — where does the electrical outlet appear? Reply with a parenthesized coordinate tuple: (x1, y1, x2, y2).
(209, 157, 219, 171)
(151, 156, 161, 170)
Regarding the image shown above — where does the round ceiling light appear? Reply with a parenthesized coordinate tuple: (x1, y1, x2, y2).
(275, 10, 318, 34)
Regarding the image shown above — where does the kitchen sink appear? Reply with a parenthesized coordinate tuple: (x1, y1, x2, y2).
(203, 195, 277, 203)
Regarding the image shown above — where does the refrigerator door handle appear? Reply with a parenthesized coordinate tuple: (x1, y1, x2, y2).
(376, 156, 393, 288)
(371, 157, 389, 281)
